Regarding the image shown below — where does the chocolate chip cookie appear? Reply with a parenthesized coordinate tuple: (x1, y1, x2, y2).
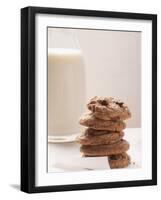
(79, 112, 126, 131)
(87, 96, 131, 121)
(80, 139, 129, 157)
(76, 129, 124, 145)
(108, 152, 131, 169)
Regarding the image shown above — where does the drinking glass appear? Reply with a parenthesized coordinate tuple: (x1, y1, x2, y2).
(48, 28, 86, 142)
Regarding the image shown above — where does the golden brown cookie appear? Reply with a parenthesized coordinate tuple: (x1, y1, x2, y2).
(79, 112, 126, 131)
(108, 152, 131, 169)
(82, 128, 120, 136)
(80, 139, 129, 157)
(76, 129, 124, 145)
(87, 96, 131, 121)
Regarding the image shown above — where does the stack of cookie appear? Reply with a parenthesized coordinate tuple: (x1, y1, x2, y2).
(76, 96, 131, 169)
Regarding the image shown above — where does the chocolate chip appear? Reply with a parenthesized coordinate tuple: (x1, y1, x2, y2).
(100, 100, 108, 106)
(116, 101, 124, 107)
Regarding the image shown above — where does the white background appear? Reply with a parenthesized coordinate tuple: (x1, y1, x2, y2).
(0, 0, 159, 199)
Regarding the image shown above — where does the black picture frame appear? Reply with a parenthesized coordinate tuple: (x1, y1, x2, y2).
(21, 6, 157, 193)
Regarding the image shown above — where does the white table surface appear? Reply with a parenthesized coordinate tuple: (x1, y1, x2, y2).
(48, 128, 141, 172)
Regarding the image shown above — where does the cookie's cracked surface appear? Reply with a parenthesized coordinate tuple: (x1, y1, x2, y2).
(87, 96, 131, 121)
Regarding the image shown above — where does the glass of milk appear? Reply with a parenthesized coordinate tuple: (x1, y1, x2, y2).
(48, 29, 86, 142)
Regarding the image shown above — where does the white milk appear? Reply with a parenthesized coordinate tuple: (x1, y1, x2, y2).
(48, 48, 86, 136)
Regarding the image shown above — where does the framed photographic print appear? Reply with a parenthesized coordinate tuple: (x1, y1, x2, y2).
(21, 6, 157, 193)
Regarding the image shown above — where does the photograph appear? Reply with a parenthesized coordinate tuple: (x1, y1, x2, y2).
(47, 27, 141, 172)
(21, 6, 157, 193)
